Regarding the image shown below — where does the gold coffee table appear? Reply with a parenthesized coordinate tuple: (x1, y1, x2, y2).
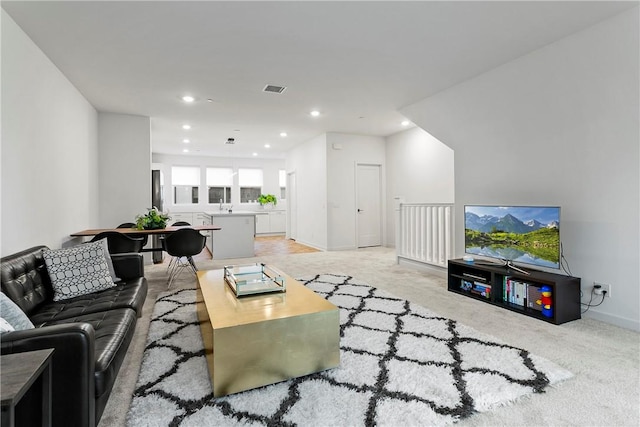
(196, 268, 340, 397)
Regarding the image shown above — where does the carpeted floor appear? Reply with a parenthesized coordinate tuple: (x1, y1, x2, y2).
(126, 276, 573, 426)
(100, 247, 640, 427)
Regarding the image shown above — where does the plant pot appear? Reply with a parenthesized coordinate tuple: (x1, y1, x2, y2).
(143, 223, 167, 230)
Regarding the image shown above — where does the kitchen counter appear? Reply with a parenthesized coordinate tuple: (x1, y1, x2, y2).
(203, 212, 256, 259)
(207, 211, 259, 217)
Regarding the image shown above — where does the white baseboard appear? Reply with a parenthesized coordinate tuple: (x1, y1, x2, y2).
(582, 310, 640, 332)
(397, 256, 448, 279)
(328, 245, 357, 251)
(293, 239, 326, 252)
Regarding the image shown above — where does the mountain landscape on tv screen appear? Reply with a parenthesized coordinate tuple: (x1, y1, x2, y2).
(465, 212, 559, 234)
(464, 207, 560, 268)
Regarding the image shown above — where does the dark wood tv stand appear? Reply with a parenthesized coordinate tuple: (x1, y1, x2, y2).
(447, 259, 581, 325)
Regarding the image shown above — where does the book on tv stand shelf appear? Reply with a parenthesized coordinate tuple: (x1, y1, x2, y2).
(461, 272, 487, 282)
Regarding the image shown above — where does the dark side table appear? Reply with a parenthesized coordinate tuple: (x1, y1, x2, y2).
(1, 348, 54, 427)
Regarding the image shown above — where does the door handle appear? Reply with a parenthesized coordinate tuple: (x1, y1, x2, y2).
(357, 209, 363, 212)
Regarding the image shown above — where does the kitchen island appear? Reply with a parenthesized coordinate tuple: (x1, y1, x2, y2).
(203, 211, 257, 259)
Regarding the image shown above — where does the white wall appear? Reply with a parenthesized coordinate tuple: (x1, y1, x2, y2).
(151, 153, 286, 213)
(385, 127, 455, 247)
(98, 113, 151, 227)
(326, 133, 386, 250)
(286, 134, 328, 250)
(401, 8, 640, 330)
(1, 11, 99, 254)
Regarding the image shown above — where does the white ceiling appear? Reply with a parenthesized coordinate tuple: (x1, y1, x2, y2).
(3, 1, 635, 159)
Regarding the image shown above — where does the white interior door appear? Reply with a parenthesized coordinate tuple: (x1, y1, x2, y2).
(356, 164, 382, 247)
(287, 171, 297, 240)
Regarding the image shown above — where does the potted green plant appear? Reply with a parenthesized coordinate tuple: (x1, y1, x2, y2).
(257, 194, 277, 208)
(135, 207, 171, 230)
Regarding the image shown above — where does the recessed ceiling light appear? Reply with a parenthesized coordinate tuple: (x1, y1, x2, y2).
(182, 124, 191, 130)
(181, 95, 195, 103)
(264, 144, 271, 148)
(401, 120, 410, 126)
(280, 132, 287, 137)
(183, 139, 190, 143)
(252, 152, 258, 156)
(310, 110, 320, 117)
(183, 148, 189, 153)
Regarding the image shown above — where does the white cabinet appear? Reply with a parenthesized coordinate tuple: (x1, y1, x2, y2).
(255, 211, 286, 235)
(196, 213, 209, 225)
(196, 213, 214, 254)
(269, 211, 286, 233)
(170, 212, 194, 225)
(255, 213, 270, 234)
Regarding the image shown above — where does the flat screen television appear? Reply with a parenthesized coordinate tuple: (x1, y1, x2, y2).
(464, 205, 561, 271)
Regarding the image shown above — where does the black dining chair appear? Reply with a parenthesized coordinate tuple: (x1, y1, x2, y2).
(162, 221, 192, 270)
(90, 231, 145, 254)
(163, 228, 206, 287)
(116, 222, 148, 247)
(116, 222, 136, 228)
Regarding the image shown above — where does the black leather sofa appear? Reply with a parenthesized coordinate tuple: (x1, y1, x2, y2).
(1, 245, 148, 427)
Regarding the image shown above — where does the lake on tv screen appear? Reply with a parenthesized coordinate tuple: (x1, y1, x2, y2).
(466, 246, 560, 269)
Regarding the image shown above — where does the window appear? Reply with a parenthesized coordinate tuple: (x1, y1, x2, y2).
(172, 166, 200, 204)
(279, 169, 287, 200)
(206, 167, 233, 204)
(238, 168, 263, 203)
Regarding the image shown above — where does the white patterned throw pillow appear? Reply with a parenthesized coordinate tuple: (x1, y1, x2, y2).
(0, 317, 15, 333)
(43, 241, 116, 301)
(96, 238, 120, 282)
(0, 292, 34, 330)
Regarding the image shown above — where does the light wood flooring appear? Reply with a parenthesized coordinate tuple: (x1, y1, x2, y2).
(254, 235, 319, 256)
(191, 235, 318, 261)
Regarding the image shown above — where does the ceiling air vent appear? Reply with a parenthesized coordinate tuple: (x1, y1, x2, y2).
(226, 138, 235, 144)
(263, 84, 287, 94)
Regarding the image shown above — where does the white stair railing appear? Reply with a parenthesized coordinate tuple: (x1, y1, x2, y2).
(396, 203, 454, 269)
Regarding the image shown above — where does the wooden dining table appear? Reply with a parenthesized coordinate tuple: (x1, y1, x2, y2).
(71, 225, 223, 260)
(70, 225, 221, 237)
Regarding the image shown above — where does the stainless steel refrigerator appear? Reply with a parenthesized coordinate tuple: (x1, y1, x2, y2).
(151, 170, 164, 263)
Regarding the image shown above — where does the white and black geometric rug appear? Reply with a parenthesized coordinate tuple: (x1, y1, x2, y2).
(126, 274, 573, 426)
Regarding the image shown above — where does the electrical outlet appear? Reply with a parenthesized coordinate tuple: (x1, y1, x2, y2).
(594, 282, 611, 298)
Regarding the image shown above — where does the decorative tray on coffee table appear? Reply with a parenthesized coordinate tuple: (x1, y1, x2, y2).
(224, 263, 286, 297)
